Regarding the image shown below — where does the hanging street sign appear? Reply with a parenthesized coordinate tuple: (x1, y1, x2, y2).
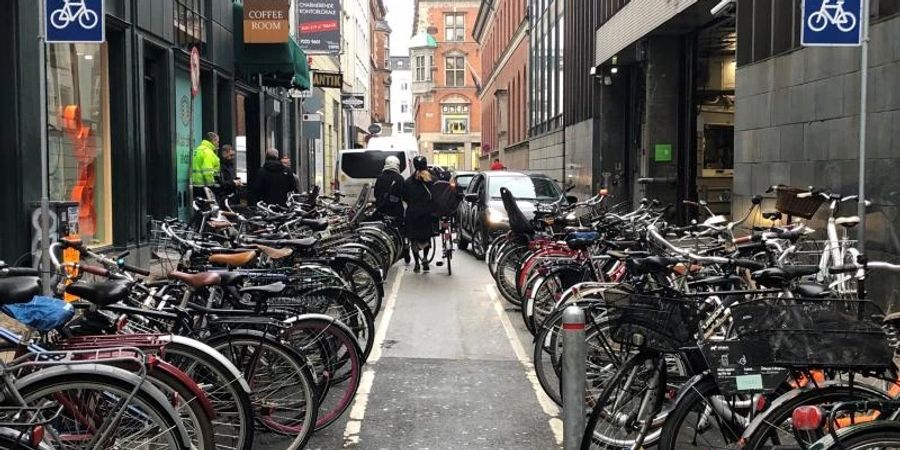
(190, 47, 201, 97)
(801, 0, 864, 46)
(341, 93, 366, 110)
(313, 71, 344, 89)
(46, 0, 105, 43)
(243, 0, 291, 43)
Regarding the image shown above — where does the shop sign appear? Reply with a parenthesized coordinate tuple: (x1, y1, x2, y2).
(46, 0, 105, 43)
(313, 71, 343, 89)
(244, 0, 291, 43)
(296, 0, 342, 53)
(341, 93, 365, 110)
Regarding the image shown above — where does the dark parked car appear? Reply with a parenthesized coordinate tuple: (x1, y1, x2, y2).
(457, 171, 566, 258)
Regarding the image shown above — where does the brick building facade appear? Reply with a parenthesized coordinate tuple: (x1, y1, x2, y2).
(474, 0, 529, 171)
(411, 0, 482, 171)
(370, 0, 391, 134)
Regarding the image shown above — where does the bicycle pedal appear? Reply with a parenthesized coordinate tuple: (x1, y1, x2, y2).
(436, 262, 444, 267)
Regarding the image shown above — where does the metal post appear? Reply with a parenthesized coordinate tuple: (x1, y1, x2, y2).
(562, 305, 586, 450)
(38, 0, 51, 295)
(857, 0, 871, 251)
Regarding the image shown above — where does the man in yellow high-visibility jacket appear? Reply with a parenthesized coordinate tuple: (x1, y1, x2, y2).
(192, 132, 220, 199)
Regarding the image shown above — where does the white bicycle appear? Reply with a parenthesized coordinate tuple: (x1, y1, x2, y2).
(807, 0, 858, 32)
(50, 0, 99, 30)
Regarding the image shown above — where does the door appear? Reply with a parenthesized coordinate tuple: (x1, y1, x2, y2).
(144, 43, 172, 219)
(175, 68, 203, 220)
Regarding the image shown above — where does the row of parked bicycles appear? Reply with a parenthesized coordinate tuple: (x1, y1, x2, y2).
(488, 184, 900, 449)
(0, 185, 399, 449)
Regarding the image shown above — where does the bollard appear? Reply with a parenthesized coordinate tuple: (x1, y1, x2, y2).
(562, 305, 586, 450)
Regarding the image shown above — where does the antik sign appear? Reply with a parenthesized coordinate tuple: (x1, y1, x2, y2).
(244, 0, 290, 43)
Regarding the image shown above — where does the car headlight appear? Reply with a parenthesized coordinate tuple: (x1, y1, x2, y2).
(487, 207, 508, 224)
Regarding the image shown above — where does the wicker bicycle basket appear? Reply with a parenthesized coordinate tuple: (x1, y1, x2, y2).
(773, 185, 825, 219)
(604, 289, 697, 353)
(726, 297, 892, 370)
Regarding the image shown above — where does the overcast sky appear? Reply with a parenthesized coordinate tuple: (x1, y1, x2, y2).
(386, 0, 415, 56)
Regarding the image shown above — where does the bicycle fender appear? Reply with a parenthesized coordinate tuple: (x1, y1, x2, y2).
(740, 380, 890, 443)
(159, 335, 252, 395)
(280, 313, 364, 361)
(806, 420, 900, 450)
(152, 358, 217, 420)
(14, 363, 191, 448)
(659, 373, 710, 420)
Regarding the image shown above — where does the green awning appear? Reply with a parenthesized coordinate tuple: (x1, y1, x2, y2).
(233, 2, 310, 90)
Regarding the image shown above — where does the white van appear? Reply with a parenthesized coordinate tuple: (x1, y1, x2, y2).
(335, 135, 420, 202)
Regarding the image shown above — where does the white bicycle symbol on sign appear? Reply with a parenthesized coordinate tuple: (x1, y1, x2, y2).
(808, 0, 858, 32)
(50, 0, 99, 30)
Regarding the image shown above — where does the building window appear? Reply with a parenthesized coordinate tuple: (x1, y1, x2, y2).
(445, 13, 465, 41)
(401, 82, 408, 90)
(173, 0, 206, 49)
(401, 103, 409, 113)
(443, 117, 469, 134)
(47, 43, 112, 247)
(445, 55, 465, 87)
(529, 0, 563, 134)
(415, 55, 427, 81)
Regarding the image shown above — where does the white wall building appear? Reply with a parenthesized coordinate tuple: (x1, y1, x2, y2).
(341, 0, 372, 146)
(389, 56, 413, 134)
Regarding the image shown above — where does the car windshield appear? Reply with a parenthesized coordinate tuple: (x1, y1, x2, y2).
(340, 151, 407, 179)
(455, 175, 475, 190)
(489, 176, 560, 200)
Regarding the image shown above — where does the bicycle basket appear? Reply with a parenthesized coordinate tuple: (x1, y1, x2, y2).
(728, 297, 892, 370)
(773, 185, 825, 219)
(604, 289, 696, 352)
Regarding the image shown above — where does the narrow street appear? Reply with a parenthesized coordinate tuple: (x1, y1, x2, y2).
(308, 249, 562, 449)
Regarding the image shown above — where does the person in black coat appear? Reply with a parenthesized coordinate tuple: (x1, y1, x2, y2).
(403, 156, 435, 272)
(373, 156, 405, 219)
(250, 148, 298, 206)
(217, 144, 241, 204)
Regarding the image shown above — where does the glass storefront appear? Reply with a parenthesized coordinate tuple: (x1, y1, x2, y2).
(46, 43, 112, 247)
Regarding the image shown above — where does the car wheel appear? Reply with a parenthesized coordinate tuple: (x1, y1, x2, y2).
(473, 226, 488, 260)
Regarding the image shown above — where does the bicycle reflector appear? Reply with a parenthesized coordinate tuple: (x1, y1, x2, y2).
(792, 405, 825, 431)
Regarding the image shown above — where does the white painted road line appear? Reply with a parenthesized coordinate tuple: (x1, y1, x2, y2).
(486, 284, 564, 446)
(342, 267, 405, 448)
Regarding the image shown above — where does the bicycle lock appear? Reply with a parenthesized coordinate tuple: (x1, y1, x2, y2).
(562, 305, 586, 450)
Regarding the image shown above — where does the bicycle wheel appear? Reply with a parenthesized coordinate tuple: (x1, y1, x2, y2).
(160, 336, 255, 450)
(208, 330, 318, 450)
(146, 364, 217, 450)
(330, 256, 383, 317)
(657, 376, 743, 450)
(582, 350, 666, 450)
(741, 383, 890, 450)
(15, 363, 189, 450)
(813, 424, 900, 449)
(280, 314, 362, 431)
(495, 245, 531, 307)
(280, 286, 375, 362)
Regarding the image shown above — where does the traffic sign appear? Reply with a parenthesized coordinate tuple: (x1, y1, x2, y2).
(190, 47, 201, 97)
(368, 123, 382, 135)
(802, 0, 863, 47)
(46, 0, 105, 43)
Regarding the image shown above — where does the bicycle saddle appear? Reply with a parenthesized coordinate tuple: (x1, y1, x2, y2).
(794, 282, 830, 298)
(66, 280, 131, 307)
(688, 275, 744, 289)
(628, 257, 681, 275)
(216, 271, 247, 287)
(751, 266, 819, 288)
(274, 237, 319, 248)
(301, 218, 329, 231)
(255, 244, 294, 260)
(0, 276, 41, 305)
(835, 216, 860, 228)
(208, 251, 257, 267)
(239, 282, 286, 294)
(761, 210, 783, 221)
(169, 271, 222, 289)
(606, 240, 642, 251)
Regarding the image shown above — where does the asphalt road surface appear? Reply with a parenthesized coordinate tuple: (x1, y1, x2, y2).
(307, 246, 562, 449)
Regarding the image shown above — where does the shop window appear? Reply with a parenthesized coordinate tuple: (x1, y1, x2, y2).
(46, 43, 112, 247)
(445, 13, 465, 41)
(445, 55, 466, 87)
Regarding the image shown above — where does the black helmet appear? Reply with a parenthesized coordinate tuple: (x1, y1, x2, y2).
(413, 156, 428, 171)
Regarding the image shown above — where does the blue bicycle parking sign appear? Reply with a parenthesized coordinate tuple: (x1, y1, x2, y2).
(45, 0, 105, 43)
(801, 0, 863, 46)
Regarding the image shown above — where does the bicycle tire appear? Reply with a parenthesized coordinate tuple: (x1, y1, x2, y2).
(656, 375, 742, 450)
(146, 365, 217, 450)
(740, 383, 891, 450)
(289, 286, 376, 362)
(15, 363, 190, 450)
(812, 423, 900, 449)
(582, 350, 666, 450)
(279, 314, 363, 431)
(160, 337, 255, 450)
(329, 256, 383, 317)
(207, 330, 318, 450)
(495, 245, 531, 307)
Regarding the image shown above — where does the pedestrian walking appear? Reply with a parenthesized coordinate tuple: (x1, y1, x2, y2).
(250, 149, 298, 206)
(281, 154, 303, 192)
(489, 158, 505, 171)
(218, 144, 241, 202)
(192, 132, 221, 199)
(374, 156, 405, 219)
(403, 156, 435, 273)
